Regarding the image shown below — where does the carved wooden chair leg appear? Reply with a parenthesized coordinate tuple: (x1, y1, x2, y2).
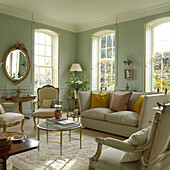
(37, 118, 39, 124)
(21, 119, 24, 133)
(2, 125, 7, 132)
(33, 117, 36, 128)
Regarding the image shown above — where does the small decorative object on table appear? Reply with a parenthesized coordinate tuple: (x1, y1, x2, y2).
(54, 108, 62, 119)
(65, 72, 88, 97)
(16, 87, 21, 97)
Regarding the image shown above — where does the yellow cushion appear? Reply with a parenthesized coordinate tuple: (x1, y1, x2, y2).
(90, 92, 110, 109)
(133, 95, 145, 114)
(41, 99, 52, 108)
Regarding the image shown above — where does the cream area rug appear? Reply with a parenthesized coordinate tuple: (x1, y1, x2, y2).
(9, 131, 107, 170)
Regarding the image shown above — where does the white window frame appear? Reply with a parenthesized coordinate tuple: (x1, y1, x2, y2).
(92, 30, 115, 91)
(34, 29, 59, 95)
(145, 17, 170, 92)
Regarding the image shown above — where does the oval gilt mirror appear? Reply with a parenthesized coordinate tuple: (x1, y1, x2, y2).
(3, 42, 30, 84)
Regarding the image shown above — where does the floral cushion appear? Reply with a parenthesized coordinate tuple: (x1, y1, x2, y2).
(41, 99, 52, 108)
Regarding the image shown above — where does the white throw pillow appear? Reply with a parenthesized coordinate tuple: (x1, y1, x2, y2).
(120, 127, 150, 163)
(129, 127, 150, 146)
(0, 104, 5, 114)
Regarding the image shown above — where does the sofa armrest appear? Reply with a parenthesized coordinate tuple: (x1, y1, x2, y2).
(138, 94, 166, 129)
(78, 91, 91, 112)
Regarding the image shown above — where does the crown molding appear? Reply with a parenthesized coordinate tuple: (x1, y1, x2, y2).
(77, 1, 170, 32)
(0, 3, 77, 32)
(0, 2, 169, 33)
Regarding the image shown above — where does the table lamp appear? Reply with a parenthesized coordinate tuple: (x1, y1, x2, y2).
(70, 63, 83, 75)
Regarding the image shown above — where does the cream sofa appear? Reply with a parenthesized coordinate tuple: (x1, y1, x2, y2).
(79, 91, 166, 137)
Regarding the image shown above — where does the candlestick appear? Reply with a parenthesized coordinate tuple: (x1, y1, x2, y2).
(8, 84, 10, 93)
(28, 84, 30, 92)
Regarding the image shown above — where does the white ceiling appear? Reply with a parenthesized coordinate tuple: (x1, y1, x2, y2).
(0, 0, 170, 32)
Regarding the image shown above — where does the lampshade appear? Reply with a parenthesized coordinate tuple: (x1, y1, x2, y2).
(70, 63, 83, 72)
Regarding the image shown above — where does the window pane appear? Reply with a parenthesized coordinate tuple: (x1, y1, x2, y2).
(101, 49, 106, 58)
(38, 56, 45, 66)
(39, 33, 45, 44)
(46, 34, 51, 45)
(34, 55, 38, 66)
(39, 68, 45, 78)
(101, 36, 106, 48)
(46, 46, 51, 56)
(107, 34, 112, 47)
(106, 63, 111, 75)
(34, 67, 39, 78)
(113, 34, 115, 47)
(40, 79, 45, 87)
(153, 74, 161, 91)
(153, 58, 161, 74)
(46, 57, 51, 66)
(154, 42, 163, 54)
(162, 75, 170, 91)
(163, 58, 170, 73)
(38, 45, 45, 56)
(107, 48, 112, 58)
(46, 68, 52, 85)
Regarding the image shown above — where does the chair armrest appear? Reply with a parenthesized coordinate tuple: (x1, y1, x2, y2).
(1, 102, 20, 113)
(96, 137, 135, 152)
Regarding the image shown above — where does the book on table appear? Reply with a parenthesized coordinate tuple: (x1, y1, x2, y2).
(46, 117, 66, 125)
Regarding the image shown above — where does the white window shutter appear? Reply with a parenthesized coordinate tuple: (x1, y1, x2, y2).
(53, 35, 59, 88)
(92, 36, 99, 91)
(145, 25, 152, 92)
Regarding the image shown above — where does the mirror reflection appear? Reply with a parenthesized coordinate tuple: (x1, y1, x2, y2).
(6, 50, 27, 79)
(3, 42, 30, 84)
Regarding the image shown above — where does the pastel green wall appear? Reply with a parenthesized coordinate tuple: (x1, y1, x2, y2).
(77, 12, 170, 92)
(0, 13, 77, 113)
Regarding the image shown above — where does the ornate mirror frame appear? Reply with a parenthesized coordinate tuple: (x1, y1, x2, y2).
(3, 42, 30, 84)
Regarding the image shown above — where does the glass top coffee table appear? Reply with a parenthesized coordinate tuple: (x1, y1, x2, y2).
(37, 121, 82, 155)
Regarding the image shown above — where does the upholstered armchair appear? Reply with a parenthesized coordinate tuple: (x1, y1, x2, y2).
(0, 103, 24, 133)
(89, 103, 170, 170)
(33, 85, 62, 127)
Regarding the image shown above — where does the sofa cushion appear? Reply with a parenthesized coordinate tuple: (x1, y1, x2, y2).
(81, 108, 112, 120)
(91, 92, 110, 109)
(133, 95, 145, 114)
(110, 92, 132, 112)
(106, 111, 139, 127)
(128, 92, 144, 111)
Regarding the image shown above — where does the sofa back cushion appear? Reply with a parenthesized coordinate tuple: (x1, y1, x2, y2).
(91, 92, 110, 109)
(110, 92, 132, 112)
(128, 92, 144, 111)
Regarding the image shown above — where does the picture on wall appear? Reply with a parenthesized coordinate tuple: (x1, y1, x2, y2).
(124, 69, 133, 80)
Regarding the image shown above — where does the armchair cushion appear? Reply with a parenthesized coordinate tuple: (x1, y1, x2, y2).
(0, 112, 24, 126)
(33, 108, 56, 117)
(41, 99, 52, 108)
(120, 127, 150, 163)
(0, 104, 5, 114)
(50, 99, 59, 108)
